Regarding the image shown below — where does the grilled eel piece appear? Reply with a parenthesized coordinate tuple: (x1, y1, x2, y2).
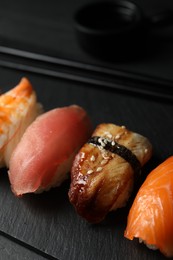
(68, 123, 152, 223)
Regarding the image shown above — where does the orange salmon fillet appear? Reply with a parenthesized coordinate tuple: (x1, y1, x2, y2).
(124, 156, 173, 257)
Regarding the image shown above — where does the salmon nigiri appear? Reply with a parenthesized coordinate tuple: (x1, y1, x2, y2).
(124, 156, 173, 257)
(0, 78, 42, 168)
(8, 105, 92, 196)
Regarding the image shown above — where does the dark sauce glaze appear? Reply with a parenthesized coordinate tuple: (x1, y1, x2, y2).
(88, 136, 141, 175)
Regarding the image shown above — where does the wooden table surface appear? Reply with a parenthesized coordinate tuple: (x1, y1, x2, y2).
(0, 1, 173, 259)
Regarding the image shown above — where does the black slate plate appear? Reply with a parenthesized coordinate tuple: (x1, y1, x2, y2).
(0, 66, 173, 260)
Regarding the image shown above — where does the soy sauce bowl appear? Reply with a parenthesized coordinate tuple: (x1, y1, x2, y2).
(74, 1, 149, 60)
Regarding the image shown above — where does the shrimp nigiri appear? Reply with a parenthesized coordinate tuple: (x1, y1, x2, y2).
(8, 105, 92, 196)
(124, 156, 173, 258)
(0, 77, 42, 168)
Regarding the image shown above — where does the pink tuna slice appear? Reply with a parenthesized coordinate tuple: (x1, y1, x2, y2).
(8, 105, 92, 196)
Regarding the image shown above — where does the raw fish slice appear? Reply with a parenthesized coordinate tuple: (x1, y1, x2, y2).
(0, 78, 42, 168)
(69, 123, 152, 223)
(8, 105, 92, 196)
(124, 156, 173, 258)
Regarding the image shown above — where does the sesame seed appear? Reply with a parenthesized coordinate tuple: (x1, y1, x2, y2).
(115, 134, 120, 139)
(79, 187, 84, 193)
(96, 167, 103, 172)
(87, 169, 94, 174)
(103, 156, 110, 160)
(111, 141, 115, 146)
(121, 125, 126, 129)
(101, 159, 108, 165)
(98, 145, 104, 151)
(102, 152, 110, 160)
(90, 155, 95, 161)
(77, 179, 86, 185)
(144, 148, 148, 154)
(107, 133, 112, 139)
(105, 131, 112, 137)
(81, 152, 85, 159)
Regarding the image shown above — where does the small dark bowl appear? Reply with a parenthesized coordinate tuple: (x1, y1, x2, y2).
(74, 1, 149, 60)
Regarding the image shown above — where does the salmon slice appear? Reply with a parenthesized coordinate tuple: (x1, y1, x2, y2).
(69, 123, 152, 223)
(124, 156, 173, 257)
(0, 78, 42, 168)
(8, 105, 92, 196)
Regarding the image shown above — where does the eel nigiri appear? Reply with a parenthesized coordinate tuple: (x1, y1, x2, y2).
(68, 123, 152, 223)
(124, 156, 173, 258)
(0, 77, 42, 168)
(8, 105, 92, 196)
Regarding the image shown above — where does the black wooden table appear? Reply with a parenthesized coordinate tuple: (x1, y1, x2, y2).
(0, 1, 173, 259)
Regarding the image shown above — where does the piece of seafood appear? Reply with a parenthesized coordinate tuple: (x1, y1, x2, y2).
(69, 123, 152, 223)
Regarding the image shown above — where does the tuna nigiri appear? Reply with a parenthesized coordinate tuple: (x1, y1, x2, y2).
(69, 123, 152, 223)
(0, 78, 42, 168)
(8, 105, 92, 196)
(124, 156, 173, 257)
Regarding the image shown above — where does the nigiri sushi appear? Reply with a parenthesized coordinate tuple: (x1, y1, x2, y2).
(68, 123, 152, 223)
(8, 105, 92, 196)
(0, 77, 42, 168)
(124, 156, 173, 258)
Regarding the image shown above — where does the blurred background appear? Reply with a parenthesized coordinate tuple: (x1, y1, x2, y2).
(0, 0, 173, 80)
